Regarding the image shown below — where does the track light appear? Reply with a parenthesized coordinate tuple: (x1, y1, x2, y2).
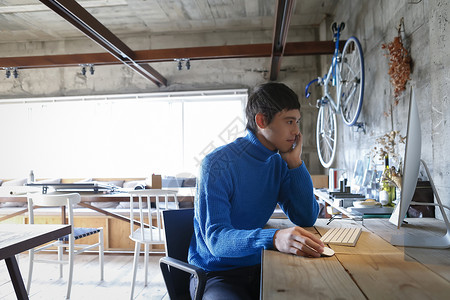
(4, 67, 18, 79)
(80, 64, 94, 76)
(185, 59, 191, 70)
(174, 58, 191, 71)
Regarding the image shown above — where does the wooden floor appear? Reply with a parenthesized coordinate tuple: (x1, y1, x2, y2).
(0, 252, 169, 300)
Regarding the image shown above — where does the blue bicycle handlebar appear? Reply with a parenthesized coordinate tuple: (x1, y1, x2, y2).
(306, 22, 345, 99)
(305, 78, 319, 98)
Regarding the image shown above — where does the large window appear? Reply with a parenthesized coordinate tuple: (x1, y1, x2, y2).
(0, 90, 247, 179)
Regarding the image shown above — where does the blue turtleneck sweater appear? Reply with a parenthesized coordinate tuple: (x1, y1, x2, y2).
(188, 130, 319, 272)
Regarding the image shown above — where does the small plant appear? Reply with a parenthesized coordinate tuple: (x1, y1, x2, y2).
(372, 130, 406, 189)
(372, 130, 406, 162)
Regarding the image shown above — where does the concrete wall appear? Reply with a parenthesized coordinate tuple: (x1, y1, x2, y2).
(1, 1, 448, 217)
(0, 27, 324, 175)
(331, 0, 449, 219)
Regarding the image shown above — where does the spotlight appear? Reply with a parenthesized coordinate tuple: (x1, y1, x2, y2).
(79, 64, 94, 76)
(174, 58, 191, 71)
(4, 67, 18, 79)
(185, 59, 191, 70)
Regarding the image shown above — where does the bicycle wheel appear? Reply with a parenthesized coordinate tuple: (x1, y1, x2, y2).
(340, 36, 364, 126)
(316, 101, 337, 168)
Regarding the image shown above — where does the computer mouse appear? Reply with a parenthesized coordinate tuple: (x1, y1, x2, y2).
(321, 246, 335, 257)
(306, 245, 335, 257)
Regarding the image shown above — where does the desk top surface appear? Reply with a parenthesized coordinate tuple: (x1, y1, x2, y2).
(0, 224, 71, 260)
(262, 218, 450, 299)
(0, 187, 195, 203)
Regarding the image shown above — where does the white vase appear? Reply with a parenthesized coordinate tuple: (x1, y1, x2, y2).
(379, 190, 389, 206)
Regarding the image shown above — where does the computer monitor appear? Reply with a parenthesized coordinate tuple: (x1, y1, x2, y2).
(389, 90, 421, 229)
(389, 89, 450, 248)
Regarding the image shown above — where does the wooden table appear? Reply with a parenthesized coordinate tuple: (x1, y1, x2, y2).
(262, 218, 450, 299)
(0, 224, 71, 300)
(0, 188, 195, 224)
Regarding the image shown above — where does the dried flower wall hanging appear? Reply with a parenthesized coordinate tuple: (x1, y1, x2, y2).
(381, 18, 412, 104)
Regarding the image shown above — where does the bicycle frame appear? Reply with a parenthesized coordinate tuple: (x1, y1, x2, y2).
(305, 22, 365, 168)
(314, 25, 343, 113)
(320, 54, 341, 113)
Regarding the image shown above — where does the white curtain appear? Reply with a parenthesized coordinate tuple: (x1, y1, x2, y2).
(0, 90, 247, 179)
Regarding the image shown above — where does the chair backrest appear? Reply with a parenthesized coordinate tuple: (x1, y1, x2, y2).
(162, 208, 194, 262)
(27, 192, 80, 227)
(27, 192, 81, 207)
(162, 208, 195, 298)
(128, 190, 165, 244)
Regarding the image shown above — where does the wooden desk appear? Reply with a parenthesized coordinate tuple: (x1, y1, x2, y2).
(0, 189, 195, 252)
(262, 218, 450, 299)
(0, 224, 71, 300)
(78, 189, 181, 226)
(0, 188, 195, 223)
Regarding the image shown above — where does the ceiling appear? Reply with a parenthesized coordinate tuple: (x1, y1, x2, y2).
(1, 0, 337, 42)
(0, 0, 338, 85)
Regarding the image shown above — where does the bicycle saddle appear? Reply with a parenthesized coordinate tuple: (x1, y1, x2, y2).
(331, 22, 345, 34)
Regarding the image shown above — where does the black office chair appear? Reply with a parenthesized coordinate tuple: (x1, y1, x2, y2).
(160, 208, 206, 300)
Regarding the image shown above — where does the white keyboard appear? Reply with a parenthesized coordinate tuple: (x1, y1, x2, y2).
(320, 227, 362, 246)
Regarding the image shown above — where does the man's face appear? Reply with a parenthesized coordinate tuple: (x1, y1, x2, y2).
(257, 109, 301, 152)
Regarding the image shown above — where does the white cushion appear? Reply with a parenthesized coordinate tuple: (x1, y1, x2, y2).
(2, 178, 27, 186)
(0, 178, 28, 207)
(35, 178, 62, 184)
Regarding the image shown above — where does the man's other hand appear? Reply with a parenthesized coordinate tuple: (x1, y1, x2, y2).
(273, 226, 324, 258)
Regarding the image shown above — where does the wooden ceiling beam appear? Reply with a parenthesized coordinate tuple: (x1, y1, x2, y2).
(39, 0, 167, 87)
(269, 0, 295, 81)
(0, 41, 340, 69)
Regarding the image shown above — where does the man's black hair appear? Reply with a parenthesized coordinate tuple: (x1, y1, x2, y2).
(245, 82, 300, 134)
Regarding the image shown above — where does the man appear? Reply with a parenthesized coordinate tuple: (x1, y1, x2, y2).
(188, 82, 324, 299)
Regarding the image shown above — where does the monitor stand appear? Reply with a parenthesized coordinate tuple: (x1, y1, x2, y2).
(390, 159, 450, 249)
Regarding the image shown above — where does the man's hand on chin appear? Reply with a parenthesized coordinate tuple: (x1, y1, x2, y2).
(280, 133, 303, 169)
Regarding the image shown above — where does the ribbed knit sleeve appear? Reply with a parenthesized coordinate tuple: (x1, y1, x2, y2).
(278, 163, 319, 227)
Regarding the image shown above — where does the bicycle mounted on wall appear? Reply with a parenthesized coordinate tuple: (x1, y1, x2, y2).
(305, 22, 365, 168)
